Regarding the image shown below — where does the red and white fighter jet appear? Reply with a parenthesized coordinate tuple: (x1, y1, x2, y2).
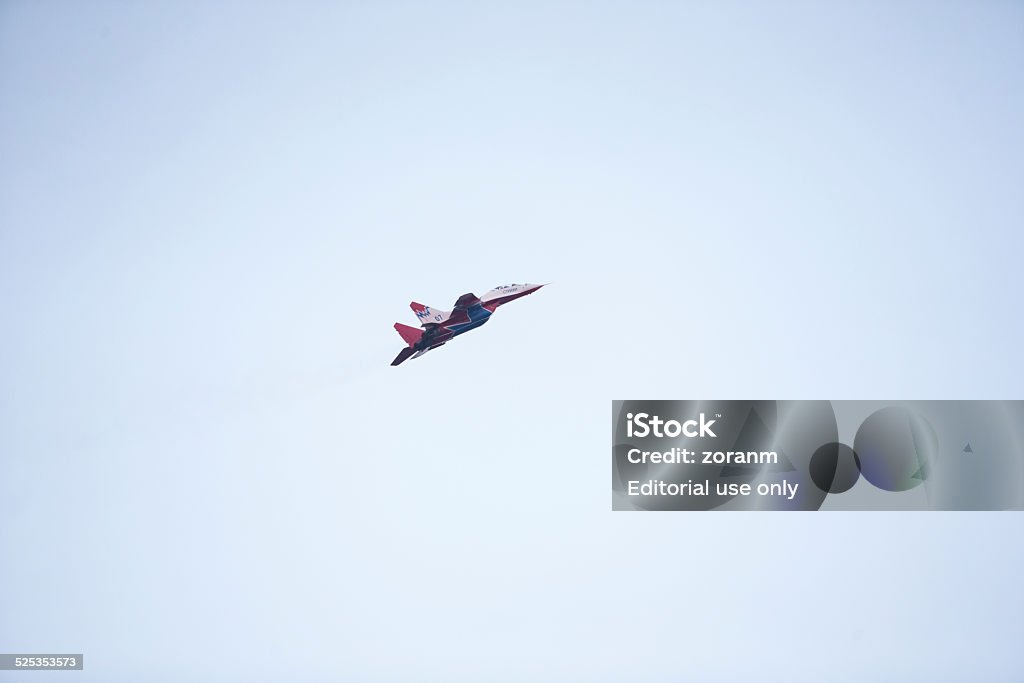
(391, 283, 545, 366)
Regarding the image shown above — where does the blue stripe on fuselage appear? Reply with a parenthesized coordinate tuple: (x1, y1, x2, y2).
(447, 304, 492, 335)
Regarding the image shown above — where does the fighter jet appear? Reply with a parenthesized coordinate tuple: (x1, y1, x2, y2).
(391, 283, 545, 366)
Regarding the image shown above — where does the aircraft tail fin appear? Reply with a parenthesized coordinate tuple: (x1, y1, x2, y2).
(410, 302, 451, 326)
(391, 347, 416, 366)
(394, 322, 424, 347)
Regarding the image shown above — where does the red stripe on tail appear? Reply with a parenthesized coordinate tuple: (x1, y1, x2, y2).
(394, 323, 423, 347)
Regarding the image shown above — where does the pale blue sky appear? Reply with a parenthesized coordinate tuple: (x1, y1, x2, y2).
(2, 2, 1023, 681)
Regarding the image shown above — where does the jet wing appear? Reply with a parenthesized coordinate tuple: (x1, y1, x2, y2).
(452, 293, 481, 311)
